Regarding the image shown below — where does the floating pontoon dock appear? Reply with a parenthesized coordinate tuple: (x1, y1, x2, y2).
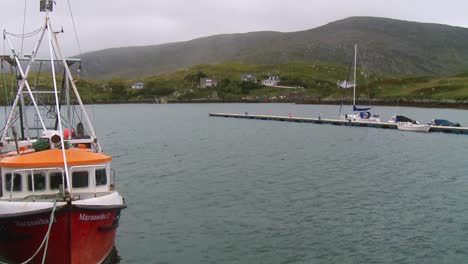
(209, 113, 468, 135)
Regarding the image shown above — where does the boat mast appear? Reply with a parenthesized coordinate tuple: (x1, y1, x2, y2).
(353, 44, 357, 108)
(43, 0, 73, 194)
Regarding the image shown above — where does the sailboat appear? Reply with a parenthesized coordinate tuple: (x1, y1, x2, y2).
(338, 44, 381, 122)
(0, 1, 126, 263)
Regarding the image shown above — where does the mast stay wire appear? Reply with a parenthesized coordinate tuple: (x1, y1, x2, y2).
(20, 0, 27, 57)
(66, 0, 96, 140)
(357, 47, 373, 106)
(2, 38, 8, 120)
(52, 3, 85, 134)
(5, 28, 43, 39)
(67, 0, 82, 56)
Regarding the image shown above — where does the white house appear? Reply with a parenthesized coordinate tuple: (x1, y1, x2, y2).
(241, 73, 257, 82)
(261, 76, 280, 87)
(200, 78, 218, 88)
(131, 82, 144, 89)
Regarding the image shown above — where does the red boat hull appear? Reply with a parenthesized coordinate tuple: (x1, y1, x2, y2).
(0, 204, 124, 264)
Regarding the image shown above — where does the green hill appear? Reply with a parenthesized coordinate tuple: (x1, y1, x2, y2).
(86, 61, 468, 103)
(139, 62, 468, 102)
(2, 61, 468, 105)
(79, 17, 468, 79)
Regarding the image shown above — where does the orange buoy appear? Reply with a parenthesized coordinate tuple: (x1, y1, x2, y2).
(63, 128, 76, 138)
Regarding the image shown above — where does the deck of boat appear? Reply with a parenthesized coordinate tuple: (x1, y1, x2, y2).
(209, 112, 468, 134)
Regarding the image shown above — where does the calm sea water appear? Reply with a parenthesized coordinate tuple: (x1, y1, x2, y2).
(92, 103, 468, 264)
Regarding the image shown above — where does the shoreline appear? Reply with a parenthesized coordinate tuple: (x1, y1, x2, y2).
(18, 98, 468, 110)
(83, 98, 468, 110)
(295, 98, 468, 110)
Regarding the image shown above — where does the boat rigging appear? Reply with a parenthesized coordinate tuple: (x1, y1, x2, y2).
(0, 1, 126, 263)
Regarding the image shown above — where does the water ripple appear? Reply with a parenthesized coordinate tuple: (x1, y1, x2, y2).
(94, 103, 468, 264)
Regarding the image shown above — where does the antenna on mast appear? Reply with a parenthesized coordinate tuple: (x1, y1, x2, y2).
(40, 0, 54, 12)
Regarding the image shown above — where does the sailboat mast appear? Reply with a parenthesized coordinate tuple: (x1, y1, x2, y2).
(353, 44, 357, 107)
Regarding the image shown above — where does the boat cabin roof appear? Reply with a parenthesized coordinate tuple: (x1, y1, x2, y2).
(0, 149, 111, 168)
(395, 115, 415, 123)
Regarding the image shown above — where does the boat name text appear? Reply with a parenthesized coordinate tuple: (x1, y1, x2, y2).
(15, 218, 56, 227)
(79, 213, 111, 221)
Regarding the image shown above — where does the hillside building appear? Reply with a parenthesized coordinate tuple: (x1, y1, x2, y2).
(131, 82, 144, 89)
(200, 78, 218, 88)
(241, 73, 257, 82)
(261, 76, 280, 87)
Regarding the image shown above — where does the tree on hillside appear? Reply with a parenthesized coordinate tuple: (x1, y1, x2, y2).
(279, 75, 307, 88)
(184, 71, 207, 87)
(107, 79, 128, 99)
(216, 78, 241, 94)
(239, 81, 262, 94)
(144, 80, 175, 96)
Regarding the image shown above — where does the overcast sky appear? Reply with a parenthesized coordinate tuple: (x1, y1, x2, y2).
(1, 0, 467, 56)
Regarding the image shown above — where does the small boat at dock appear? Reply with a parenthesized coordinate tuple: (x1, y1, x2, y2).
(389, 115, 431, 132)
(209, 112, 468, 135)
(397, 122, 431, 132)
(428, 119, 461, 127)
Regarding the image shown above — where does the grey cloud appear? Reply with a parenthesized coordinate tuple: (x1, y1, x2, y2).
(0, 0, 467, 55)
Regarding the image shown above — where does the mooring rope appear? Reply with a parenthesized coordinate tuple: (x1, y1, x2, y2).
(19, 198, 58, 264)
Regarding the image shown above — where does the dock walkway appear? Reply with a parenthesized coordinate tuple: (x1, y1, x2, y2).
(209, 112, 468, 135)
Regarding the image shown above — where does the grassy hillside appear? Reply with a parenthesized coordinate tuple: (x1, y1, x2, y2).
(368, 74, 468, 101)
(2, 61, 468, 105)
(137, 62, 468, 102)
(79, 17, 468, 79)
(139, 61, 350, 100)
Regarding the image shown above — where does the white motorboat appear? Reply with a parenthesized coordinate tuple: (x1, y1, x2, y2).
(397, 122, 431, 132)
(389, 116, 431, 132)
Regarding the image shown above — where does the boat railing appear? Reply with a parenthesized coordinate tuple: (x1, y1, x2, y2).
(1, 137, 96, 150)
(10, 167, 65, 201)
(110, 168, 116, 190)
(67, 138, 96, 145)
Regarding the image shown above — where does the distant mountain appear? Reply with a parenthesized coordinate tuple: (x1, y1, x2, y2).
(79, 17, 468, 79)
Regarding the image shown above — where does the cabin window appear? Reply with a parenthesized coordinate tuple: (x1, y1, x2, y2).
(95, 169, 107, 186)
(28, 173, 46, 191)
(50, 172, 67, 190)
(5, 173, 22, 192)
(72, 171, 89, 188)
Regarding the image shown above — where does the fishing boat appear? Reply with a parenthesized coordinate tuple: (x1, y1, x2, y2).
(338, 44, 381, 122)
(0, 1, 126, 263)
